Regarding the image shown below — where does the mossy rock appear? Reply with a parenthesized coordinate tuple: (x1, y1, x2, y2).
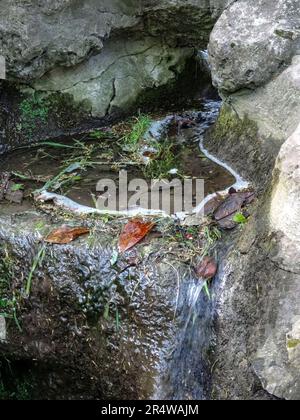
(211, 105, 258, 142)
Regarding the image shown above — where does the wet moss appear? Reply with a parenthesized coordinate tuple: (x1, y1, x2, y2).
(46, 92, 91, 130)
(287, 338, 300, 349)
(18, 94, 49, 137)
(212, 106, 258, 141)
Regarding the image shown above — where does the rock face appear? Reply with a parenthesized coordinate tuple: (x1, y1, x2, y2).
(0, 0, 231, 152)
(251, 126, 300, 400)
(0, 0, 141, 81)
(0, 211, 200, 399)
(228, 55, 300, 142)
(208, 0, 300, 141)
(0, 0, 229, 119)
(206, 0, 300, 400)
(270, 123, 300, 274)
(33, 38, 193, 118)
(209, 0, 300, 93)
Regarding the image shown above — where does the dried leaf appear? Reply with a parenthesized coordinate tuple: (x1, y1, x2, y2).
(118, 219, 155, 253)
(45, 226, 90, 244)
(196, 256, 218, 280)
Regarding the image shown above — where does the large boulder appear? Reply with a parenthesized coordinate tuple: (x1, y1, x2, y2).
(209, 0, 300, 93)
(0, 0, 230, 83)
(32, 38, 193, 118)
(228, 55, 300, 141)
(270, 123, 300, 275)
(0, 0, 141, 81)
(206, 0, 300, 400)
(0, 0, 229, 152)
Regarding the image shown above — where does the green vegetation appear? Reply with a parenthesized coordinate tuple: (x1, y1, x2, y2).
(287, 338, 300, 349)
(36, 140, 98, 194)
(202, 225, 222, 257)
(18, 94, 49, 136)
(0, 377, 33, 400)
(0, 359, 34, 400)
(143, 140, 178, 179)
(212, 106, 258, 141)
(233, 212, 248, 224)
(0, 247, 22, 332)
(25, 245, 46, 297)
(10, 183, 24, 192)
(123, 114, 152, 151)
(89, 129, 114, 140)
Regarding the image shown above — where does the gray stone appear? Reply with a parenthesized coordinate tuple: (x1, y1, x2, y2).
(0, 0, 141, 81)
(0, 0, 228, 124)
(270, 123, 300, 274)
(0, 211, 204, 399)
(227, 55, 300, 141)
(33, 38, 193, 117)
(209, 0, 300, 93)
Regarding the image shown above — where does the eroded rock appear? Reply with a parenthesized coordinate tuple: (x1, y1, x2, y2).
(209, 0, 300, 93)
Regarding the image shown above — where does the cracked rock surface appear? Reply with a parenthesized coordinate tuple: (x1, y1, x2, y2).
(0, 0, 230, 136)
(33, 38, 193, 117)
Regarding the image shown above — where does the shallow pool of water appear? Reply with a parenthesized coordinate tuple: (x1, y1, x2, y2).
(0, 101, 236, 216)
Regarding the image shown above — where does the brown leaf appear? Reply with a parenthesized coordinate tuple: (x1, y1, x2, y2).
(196, 256, 218, 280)
(45, 226, 90, 244)
(118, 219, 155, 253)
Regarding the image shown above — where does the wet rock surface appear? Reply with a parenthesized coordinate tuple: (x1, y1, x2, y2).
(0, 211, 196, 399)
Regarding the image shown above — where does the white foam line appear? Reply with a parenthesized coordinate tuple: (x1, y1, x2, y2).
(35, 191, 170, 219)
(193, 137, 250, 215)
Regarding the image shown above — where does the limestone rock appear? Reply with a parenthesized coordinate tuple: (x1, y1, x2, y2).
(209, 0, 300, 93)
(0, 0, 141, 81)
(270, 123, 300, 274)
(33, 38, 193, 117)
(228, 55, 300, 141)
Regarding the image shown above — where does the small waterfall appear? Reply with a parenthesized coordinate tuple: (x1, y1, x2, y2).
(183, 279, 206, 333)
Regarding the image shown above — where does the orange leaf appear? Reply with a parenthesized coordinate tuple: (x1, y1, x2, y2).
(45, 226, 90, 244)
(118, 219, 155, 253)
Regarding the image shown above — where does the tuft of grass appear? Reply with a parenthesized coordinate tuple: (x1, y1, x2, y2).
(143, 141, 177, 180)
(89, 129, 114, 140)
(10, 184, 24, 192)
(202, 225, 222, 257)
(0, 247, 22, 332)
(123, 115, 152, 151)
(36, 140, 97, 193)
(25, 245, 46, 297)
